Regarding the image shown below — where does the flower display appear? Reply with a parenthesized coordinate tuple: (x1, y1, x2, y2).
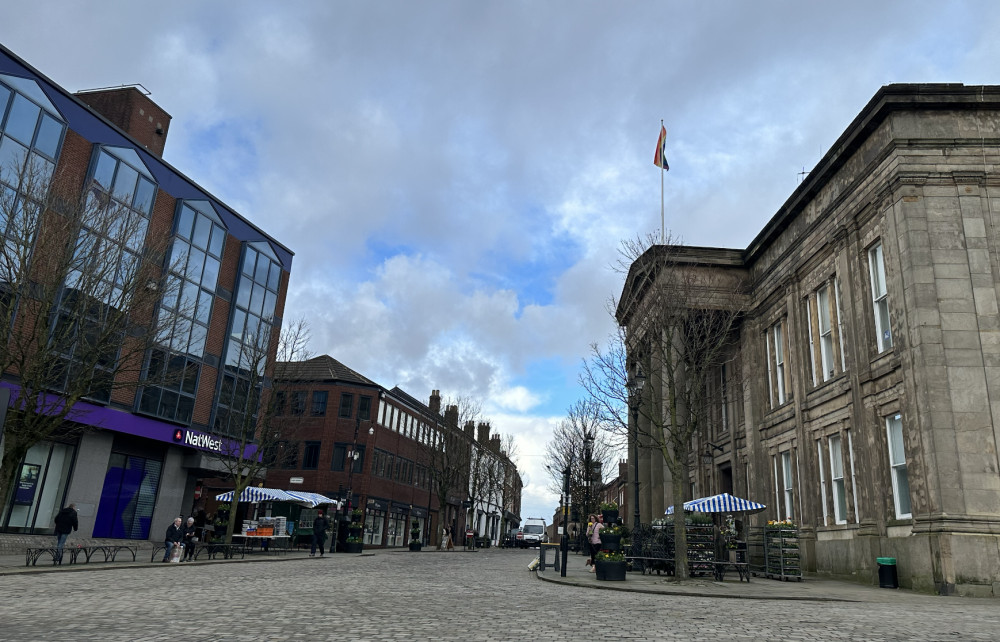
(767, 519, 797, 529)
(599, 501, 618, 511)
(596, 550, 625, 562)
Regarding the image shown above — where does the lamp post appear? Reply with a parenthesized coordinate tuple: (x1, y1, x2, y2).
(345, 422, 374, 514)
(560, 461, 571, 578)
(583, 429, 594, 551)
(627, 369, 646, 529)
(702, 442, 724, 495)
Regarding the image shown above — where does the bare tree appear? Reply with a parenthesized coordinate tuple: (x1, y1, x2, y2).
(206, 318, 312, 544)
(543, 400, 618, 521)
(582, 232, 747, 578)
(0, 158, 181, 509)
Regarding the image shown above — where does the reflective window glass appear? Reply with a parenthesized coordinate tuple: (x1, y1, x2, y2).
(0, 136, 28, 180)
(236, 278, 251, 309)
(133, 176, 155, 215)
(34, 113, 62, 159)
(230, 309, 246, 340)
(195, 290, 212, 325)
(189, 324, 207, 357)
(91, 151, 116, 191)
(209, 226, 225, 257)
(192, 215, 211, 250)
(0, 85, 10, 120)
(267, 262, 280, 291)
(202, 256, 220, 290)
(28, 151, 54, 185)
(112, 162, 138, 205)
(250, 282, 264, 315)
(263, 290, 277, 319)
(242, 247, 256, 276)
(176, 205, 194, 240)
(186, 248, 205, 281)
(254, 255, 269, 283)
(4, 94, 39, 146)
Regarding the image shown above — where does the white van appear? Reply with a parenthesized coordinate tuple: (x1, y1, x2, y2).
(519, 518, 547, 548)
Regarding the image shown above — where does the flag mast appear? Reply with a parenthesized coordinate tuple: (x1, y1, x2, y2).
(653, 121, 669, 244)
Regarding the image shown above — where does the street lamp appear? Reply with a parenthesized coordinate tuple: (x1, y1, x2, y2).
(627, 368, 646, 529)
(583, 430, 594, 551)
(560, 461, 571, 578)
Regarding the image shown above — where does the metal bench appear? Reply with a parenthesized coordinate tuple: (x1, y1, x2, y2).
(714, 560, 751, 582)
(26, 545, 138, 566)
(193, 542, 245, 560)
(25, 547, 70, 566)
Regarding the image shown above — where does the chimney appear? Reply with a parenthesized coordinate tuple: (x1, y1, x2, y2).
(75, 86, 172, 157)
(429, 389, 441, 415)
(490, 434, 501, 453)
(445, 405, 459, 429)
(464, 420, 475, 439)
(619, 459, 628, 479)
(477, 422, 490, 444)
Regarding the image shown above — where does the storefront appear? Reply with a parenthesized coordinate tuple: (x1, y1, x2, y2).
(364, 498, 387, 546)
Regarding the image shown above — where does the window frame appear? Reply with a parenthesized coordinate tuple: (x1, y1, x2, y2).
(310, 390, 328, 417)
(338, 393, 354, 418)
(886, 413, 912, 519)
(301, 441, 321, 470)
(829, 434, 847, 525)
(868, 242, 893, 353)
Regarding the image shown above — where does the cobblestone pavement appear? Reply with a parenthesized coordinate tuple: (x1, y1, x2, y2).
(0, 548, 998, 641)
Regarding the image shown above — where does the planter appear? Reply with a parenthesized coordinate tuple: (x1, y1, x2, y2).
(601, 509, 619, 525)
(409, 542, 422, 552)
(345, 542, 364, 554)
(348, 526, 363, 537)
(599, 533, 622, 552)
(594, 559, 627, 581)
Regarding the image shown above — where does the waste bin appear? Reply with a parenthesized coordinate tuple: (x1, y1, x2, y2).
(877, 557, 898, 589)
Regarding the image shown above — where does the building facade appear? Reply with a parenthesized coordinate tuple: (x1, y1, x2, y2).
(0, 43, 293, 543)
(265, 359, 522, 549)
(620, 84, 1000, 596)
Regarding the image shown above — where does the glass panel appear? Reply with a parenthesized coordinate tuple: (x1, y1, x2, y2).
(158, 389, 178, 419)
(263, 290, 277, 319)
(895, 465, 911, 515)
(133, 176, 155, 215)
(91, 150, 116, 191)
(0, 85, 10, 122)
(888, 416, 905, 465)
(192, 214, 211, 250)
(242, 247, 257, 277)
(230, 309, 246, 341)
(0, 136, 28, 180)
(254, 255, 269, 283)
(267, 261, 281, 291)
(186, 247, 205, 281)
(176, 205, 195, 240)
(195, 289, 212, 325)
(28, 151, 54, 186)
(4, 93, 40, 146)
(176, 396, 194, 424)
(235, 276, 251, 310)
(209, 224, 225, 257)
(168, 239, 189, 275)
(250, 282, 264, 315)
(139, 387, 159, 414)
(126, 214, 148, 251)
(33, 113, 63, 159)
(188, 324, 206, 357)
(112, 162, 138, 205)
(180, 280, 199, 317)
(202, 256, 220, 290)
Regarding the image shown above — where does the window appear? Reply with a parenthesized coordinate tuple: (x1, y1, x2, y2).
(331, 443, 346, 471)
(766, 320, 788, 408)
(359, 395, 372, 421)
(137, 349, 198, 424)
(829, 435, 847, 525)
(274, 391, 287, 415)
(213, 241, 282, 438)
(805, 278, 846, 386)
(817, 439, 828, 526)
(302, 441, 321, 470)
(311, 391, 328, 416)
(720, 363, 728, 432)
(280, 441, 299, 470)
(290, 391, 306, 416)
(338, 393, 354, 418)
(781, 451, 794, 520)
(349, 445, 365, 473)
(848, 430, 860, 522)
(886, 414, 911, 518)
(868, 242, 892, 352)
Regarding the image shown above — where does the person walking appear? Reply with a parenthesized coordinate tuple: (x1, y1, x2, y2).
(445, 527, 454, 551)
(182, 517, 198, 562)
(588, 514, 604, 572)
(53, 504, 78, 564)
(311, 510, 329, 557)
(162, 517, 184, 562)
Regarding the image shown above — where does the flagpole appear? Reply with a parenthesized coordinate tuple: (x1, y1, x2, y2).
(660, 119, 665, 244)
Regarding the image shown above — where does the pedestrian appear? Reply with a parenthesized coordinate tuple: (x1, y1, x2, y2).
(163, 517, 184, 562)
(445, 527, 454, 551)
(182, 517, 198, 562)
(311, 510, 329, 557)
(588, 514, 604, 572)
(53, 503, 78, 564)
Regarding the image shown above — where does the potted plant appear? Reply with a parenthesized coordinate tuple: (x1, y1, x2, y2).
(599, 523, 623, 552)
(345, 509, 365, 553)
(600, 501, 619, 525)
(409, 520, 422, 552)
(594, 550, 627, 581)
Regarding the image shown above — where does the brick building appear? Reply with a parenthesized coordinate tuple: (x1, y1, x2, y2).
(0, 43, 293, 542)
(620, 84, 1000, 596)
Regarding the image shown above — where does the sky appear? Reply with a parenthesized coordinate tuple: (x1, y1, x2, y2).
(4, 1, 1000, 523)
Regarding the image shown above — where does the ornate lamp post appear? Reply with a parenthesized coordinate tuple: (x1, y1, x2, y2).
(346, 424, 374, 513)
(560, 461, 571, 578)
(627, 369, 646, 529)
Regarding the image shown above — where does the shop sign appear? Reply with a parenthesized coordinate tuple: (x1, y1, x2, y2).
(172, 428, 223, 453)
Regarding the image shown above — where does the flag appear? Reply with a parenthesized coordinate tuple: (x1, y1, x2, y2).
(653, 125, 669, 170)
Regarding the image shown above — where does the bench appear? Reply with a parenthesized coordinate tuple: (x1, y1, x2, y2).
(714, 560, 751, 582)
(26, 545, 138, 567)
(625, 555, 674, 576)
(194, 542, 245, 560)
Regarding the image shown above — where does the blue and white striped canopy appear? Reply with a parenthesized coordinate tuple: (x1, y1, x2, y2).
(665, 492, 766, 515)
(215, 487, 338, 507)
(284, 491, 337, 508)
(215, 487, 297, 504)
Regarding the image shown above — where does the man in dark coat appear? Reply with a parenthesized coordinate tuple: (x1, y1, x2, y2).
(311, 510, 329, 557)
(163, 517, 184, 562)
(53, 504, 78, 563)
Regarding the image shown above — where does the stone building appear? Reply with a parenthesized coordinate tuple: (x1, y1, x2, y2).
(619, 84, 1000, 596)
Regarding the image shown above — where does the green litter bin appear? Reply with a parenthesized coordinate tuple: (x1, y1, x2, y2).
(877, 557, 898, 588)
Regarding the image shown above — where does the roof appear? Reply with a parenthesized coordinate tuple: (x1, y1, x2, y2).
(274, 355, 380, 387)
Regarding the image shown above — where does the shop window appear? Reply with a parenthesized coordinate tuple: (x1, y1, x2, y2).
(364, 508, 384, 545)
(868, 241, 893, 353)
(338, 393, 354, 418)
(311, 391, 328, 416)
(92, 453, 162, 539)
(1, 441, 75, 534)
(302, 441, 321, 470)
(886, 414, 911, 518)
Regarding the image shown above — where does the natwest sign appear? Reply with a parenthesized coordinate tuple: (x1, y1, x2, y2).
(173, 428, 224, 453)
